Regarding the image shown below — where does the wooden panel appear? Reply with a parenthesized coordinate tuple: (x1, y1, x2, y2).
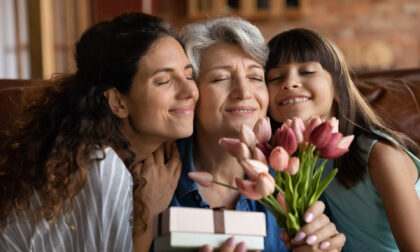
(91, 0, 143, 24)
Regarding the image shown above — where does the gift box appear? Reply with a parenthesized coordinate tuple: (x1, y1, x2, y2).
(154, 207, 266, 251)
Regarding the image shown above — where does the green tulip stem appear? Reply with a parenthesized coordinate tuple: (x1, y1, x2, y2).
(212, 181, 238, 191)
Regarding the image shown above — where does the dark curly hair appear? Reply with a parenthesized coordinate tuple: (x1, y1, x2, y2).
(0, 12, 177, 234)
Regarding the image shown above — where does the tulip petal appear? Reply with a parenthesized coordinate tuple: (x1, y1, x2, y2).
(253, 146, 268, 165)
(269, 146, 289, 171)
(338, 135, 354, 149)
(240, 124, 258, 148)
(304, 116, 322, 142)
(219, 137, 241, 157)
(286, 157, 300, 175)
(235, 177, 262, 200)
(253, 117, 272, 144)
(239, 159, 269, 180)
(188, 172, 213, 187)
(310, 122, 333, 149)
(255, 172, 275, 197)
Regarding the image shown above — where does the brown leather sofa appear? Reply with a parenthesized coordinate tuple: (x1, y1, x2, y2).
(1, 68, 420, 146)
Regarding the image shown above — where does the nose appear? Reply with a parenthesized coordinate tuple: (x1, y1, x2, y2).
(176, 77, 199, 101)
(282, 74, 301, 90)
(231, 76, 252, 100)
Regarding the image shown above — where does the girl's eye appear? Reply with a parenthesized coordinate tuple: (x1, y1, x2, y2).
(267, 76, 284, 82)
(301, 71, 315, 75)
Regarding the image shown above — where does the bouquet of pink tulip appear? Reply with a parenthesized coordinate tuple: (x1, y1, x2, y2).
(188, 116, 354, 237)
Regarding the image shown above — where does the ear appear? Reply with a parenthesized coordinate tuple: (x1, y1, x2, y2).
(103, 88, 129, 118)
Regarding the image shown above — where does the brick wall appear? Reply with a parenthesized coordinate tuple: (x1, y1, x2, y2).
(254, 0, 419, 71)
(164, 0, 419, 71)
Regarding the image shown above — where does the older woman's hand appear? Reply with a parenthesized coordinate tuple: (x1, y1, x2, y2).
(280, 201, 346, 251)
(139, 141, 182, 219)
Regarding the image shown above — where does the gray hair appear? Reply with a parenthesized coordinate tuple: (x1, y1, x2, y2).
(179, 17, 268, 76)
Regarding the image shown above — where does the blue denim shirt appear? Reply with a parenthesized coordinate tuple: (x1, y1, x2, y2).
(169, 136, 289, 252)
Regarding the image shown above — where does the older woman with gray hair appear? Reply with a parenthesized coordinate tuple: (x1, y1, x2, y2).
(167, 17, 346, 251)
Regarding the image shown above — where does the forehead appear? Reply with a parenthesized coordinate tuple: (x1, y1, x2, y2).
(200, 42, 263, 71)
(137, 36, 189, 73)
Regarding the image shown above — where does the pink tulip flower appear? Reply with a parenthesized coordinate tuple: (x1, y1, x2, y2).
(291, 117, 305, 143)
(188, 172, 213, 187)
(304, 116, 322, 142)
(327, 117, 339, 133)
(219, 137, 241, 156)
(235, 177, 262, 200)
(309, 121, 334, 149)
(255, 172, 275, 197)
(319, 134, 354, 159)
(253, 117, 272, 144)
(272, 127, 298, 155)
(240, 124, 258, 149)
(269, 146, 289, 171)
(285, 157, 300, 175)
(237, 142, 252, 160)
(253, 146, 268, 165)
(239, 159, 269, 180)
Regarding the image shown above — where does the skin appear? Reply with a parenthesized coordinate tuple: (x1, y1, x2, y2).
(369, 142, 420, 251)
(104, 36, 199, 252)
(194, 44, 344, 251)
(267, 61, 334, 122)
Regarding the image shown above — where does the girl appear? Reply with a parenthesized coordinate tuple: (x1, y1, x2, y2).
(266, 28, 420, 251)
(0, 12, 198, 251)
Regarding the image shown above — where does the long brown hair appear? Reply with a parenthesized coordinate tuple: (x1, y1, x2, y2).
(0, 12, 177, 233)
(267, 28, 419, 188)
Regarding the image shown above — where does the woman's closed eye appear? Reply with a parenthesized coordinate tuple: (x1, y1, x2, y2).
(155, 78, 171, 85)
(212, 76, 231, 83)
(248, 75, 264, 82)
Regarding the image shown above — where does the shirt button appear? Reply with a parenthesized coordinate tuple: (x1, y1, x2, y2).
(195, 194, 200, 201)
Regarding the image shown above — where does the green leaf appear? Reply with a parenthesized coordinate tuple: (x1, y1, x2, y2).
(310, 168, 338, 205)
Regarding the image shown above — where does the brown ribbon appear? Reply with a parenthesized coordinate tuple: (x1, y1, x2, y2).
(213, 207, 225, 234)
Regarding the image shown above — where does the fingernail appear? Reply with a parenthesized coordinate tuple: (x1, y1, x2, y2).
(320, 241, 330, 249)
(237, 242, 247, 252)
(304, 212, 314, 223)
(294, 231, 306, 242)
(306, 234, 318, 245)
(227, 237, 236, 248)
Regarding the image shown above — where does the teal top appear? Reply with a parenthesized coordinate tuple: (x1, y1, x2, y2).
(322, 134, 420, 251)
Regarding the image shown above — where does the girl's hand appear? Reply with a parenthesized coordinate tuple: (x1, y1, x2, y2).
(139, 141, 182, 219)
(198, 237, 250, 252)
(280, 201, 346, 251)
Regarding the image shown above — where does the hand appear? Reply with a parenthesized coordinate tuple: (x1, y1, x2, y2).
(198, 237, 250, 252)
(280, 201, 346, 251)
(139, 141, 182, 220)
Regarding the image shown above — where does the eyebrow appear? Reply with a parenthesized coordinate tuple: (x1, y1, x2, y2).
(152, 64, 194, 75)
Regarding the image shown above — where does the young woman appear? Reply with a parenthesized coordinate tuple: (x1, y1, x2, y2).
(169, 18, 345, 251)
(0, 12, 198, 251)
(266, 28, 420, 251)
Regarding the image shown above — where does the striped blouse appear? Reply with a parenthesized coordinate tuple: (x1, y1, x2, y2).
(0, 147, 134, 252)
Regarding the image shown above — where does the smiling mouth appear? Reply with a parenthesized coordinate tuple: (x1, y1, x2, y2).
(280, 97, 310, 105)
